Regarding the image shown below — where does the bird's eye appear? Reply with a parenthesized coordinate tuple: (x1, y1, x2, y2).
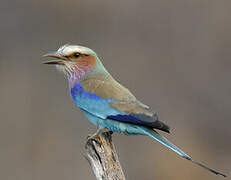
(73, 53, 80, 58)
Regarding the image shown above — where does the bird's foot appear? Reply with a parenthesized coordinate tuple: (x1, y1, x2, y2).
(87, 128, 109, 140)
(86, 133, 99, 141)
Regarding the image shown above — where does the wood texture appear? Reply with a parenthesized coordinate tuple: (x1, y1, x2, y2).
(85, 132, 126, 180)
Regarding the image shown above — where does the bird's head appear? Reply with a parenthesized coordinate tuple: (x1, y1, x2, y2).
(43, 44, 108, 85)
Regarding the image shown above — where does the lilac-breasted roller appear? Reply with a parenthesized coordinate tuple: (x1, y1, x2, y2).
(43, 44, 226, 177)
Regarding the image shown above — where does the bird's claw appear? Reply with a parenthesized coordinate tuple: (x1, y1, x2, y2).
(86, 128, 110, 141)
(86, 133, 99, 141)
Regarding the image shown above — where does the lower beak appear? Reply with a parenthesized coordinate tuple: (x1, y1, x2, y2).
(42, 51, 65, 65)
(43, 60, 64, 65)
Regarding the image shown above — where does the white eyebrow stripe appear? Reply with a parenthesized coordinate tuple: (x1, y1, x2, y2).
(58, 45, 96, 56)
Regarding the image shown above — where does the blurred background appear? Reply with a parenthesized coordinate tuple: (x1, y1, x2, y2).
(0, 0, 230, 179)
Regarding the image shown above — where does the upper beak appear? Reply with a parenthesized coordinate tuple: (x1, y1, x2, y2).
(42, 51, 65, 65)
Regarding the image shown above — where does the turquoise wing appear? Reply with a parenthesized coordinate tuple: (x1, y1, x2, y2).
(71, 75, 169, 133)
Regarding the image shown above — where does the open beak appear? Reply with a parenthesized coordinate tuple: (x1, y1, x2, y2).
(43, 51, 65, 65)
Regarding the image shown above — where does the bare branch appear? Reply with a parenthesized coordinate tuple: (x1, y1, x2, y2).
(85, 132, 126, 180)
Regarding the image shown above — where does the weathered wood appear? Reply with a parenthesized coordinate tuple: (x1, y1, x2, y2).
(85, 132, 126, 180)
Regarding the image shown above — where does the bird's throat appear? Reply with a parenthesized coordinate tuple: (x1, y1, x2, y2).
(68, 56, 96, 88)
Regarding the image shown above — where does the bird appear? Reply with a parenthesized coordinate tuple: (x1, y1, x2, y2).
(43, 44, 226, 177)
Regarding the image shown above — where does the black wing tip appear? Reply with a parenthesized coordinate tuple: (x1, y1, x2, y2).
(155, 121, 170, 133)
(163, 127, 170, 133)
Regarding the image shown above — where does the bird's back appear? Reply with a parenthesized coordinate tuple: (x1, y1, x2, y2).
(80, 74, 170, 133)
(81, 74, 136, 101)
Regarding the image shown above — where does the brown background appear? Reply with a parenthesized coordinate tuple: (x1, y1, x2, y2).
(0, 0, 230, 180)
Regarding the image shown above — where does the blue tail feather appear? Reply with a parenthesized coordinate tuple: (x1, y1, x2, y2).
(141, 128, 191, 159)
(138, 127, 226, 177)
